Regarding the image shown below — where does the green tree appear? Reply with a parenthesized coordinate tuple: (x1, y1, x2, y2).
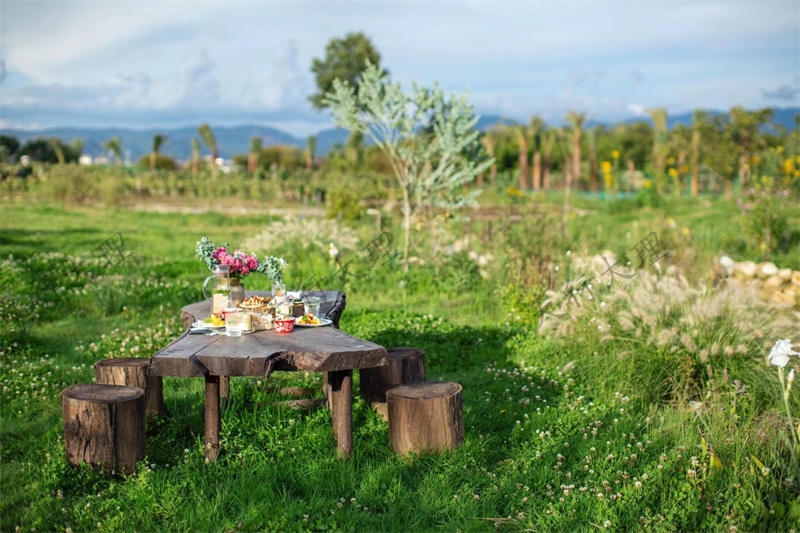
(102, 136, 122, 166)
(191, 138, 200, 176)
(249, 136, 262, 173)
(306, 135, 317, 172)
(529, 117, 545, 190)
(309, 32, 383, 110)
(649, 107, 668, 193)
(0, 135, 20, 162)
(49, 138, 65, 164)
(325, 62, 492, 271)
(729, 106, 773, 190)
(198, 123, 218, 169)
(565, 111, 587, 209)
(151, 134, 167, 172)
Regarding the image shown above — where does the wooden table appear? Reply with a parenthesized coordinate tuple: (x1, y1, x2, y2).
(149, 291, 388, 460)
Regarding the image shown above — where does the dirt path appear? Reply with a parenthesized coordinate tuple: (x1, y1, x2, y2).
(131, 202, 325, 217)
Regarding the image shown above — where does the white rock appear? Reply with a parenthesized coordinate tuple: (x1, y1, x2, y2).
(719, 256, 735, 276)
(793, 271, 800, 287)
(733, 261, 757, 279)
(764, 275, 784, 291)
(779, 268, 793, 281)
(757, 262, 779, 279)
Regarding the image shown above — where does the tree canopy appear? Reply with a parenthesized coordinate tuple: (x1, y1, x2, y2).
(309, 32, 383, 110)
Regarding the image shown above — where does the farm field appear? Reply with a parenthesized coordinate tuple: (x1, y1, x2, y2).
(1, 190, 799, 532)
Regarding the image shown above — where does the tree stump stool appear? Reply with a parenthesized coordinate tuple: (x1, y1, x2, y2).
(93, 358, 165, 417)
(386, 381, 464, 455)
(61, 384, 146, 475)
(360, 347, 426, 421)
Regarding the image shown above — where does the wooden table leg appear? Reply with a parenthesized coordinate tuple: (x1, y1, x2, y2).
(328, 369, 353, 458)
(204, 374, 221, 461)
(220, 375, 230, 408)
(322, 372, 332, 411)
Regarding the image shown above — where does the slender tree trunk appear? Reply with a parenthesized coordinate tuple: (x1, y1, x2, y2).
(402, 184, 411, 274)
(738, 154, 748, 192)
(562, 155, 573, 237)
(543, 153, 551, 191)
(518, 135, 529, 190)
(572, 131, 581, 187)
(476, 172, 484, 188)
(627, 160, 635, 191)
(677, 150, 686, 196)
(589, 153, 598, 192)
(248, 153, 257, 173)
(691, 130, 700, 197)
(532, 151, 542, 191)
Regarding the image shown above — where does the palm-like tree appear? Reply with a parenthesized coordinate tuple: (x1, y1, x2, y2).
(565, 111, 587, 206)
(151, 134, 167, 171)
(197, 123, 218, 169)
(541, 128, 558, 191)
(565, 111, 587, 186)
(480, 133, 497, 185)
(649, 108, 668, 193)
(587, 127, 599, 192)
(306, 135, 317, 172)
(516, 125, 530, 190)
(690, 111, 703, 197)
(49, 138, 65, 165)
(529, 117, 545, 190)
(191, 138, 200, 176)
(249, 136, 262, 173)
(102, 136, 122, 166)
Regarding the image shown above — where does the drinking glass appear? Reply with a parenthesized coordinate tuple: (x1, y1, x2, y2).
(304, 297, 321, 317)
(225, 312, 243, 337)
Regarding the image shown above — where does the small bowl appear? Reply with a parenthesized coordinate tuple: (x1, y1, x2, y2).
(274, 317, 295, 334)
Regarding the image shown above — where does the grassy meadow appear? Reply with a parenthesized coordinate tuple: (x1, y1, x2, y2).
(1, 183, 800, 532)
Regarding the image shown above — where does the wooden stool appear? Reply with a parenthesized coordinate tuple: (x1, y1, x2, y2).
(386, 381, 464, 455)
(61, 384, 146, 475)
(94, 358, 165, 417)
(360, 347, 426, 421)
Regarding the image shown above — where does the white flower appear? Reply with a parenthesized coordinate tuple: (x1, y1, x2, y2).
(769, 339, 799, 368)
(790, 369, 796, 386)
(328, 242, 339, 259)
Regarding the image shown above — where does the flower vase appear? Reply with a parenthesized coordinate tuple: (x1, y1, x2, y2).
(230, 279, 245, 308)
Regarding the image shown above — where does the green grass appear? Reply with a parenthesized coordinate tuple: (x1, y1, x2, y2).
(1, 195, 799, 532)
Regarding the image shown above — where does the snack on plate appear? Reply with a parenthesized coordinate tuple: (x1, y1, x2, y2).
(296, 313, 321, 325)
(241, 295, 270, 307)
(204, 314, 225, 327)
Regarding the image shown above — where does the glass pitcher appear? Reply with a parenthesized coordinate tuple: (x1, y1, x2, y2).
(203, 264, 234, 315)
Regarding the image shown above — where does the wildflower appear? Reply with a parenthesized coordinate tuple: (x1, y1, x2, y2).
(769, 339, 799, 368)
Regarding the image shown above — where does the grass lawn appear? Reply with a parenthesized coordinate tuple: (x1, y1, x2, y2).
(1, 196, 799, 532)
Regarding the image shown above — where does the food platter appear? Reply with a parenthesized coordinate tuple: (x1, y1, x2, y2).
(193, 320, 225, 330)
(294, 317, 332, 328)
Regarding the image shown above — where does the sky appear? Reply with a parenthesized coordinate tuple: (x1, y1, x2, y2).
(0, 0, 798, 136)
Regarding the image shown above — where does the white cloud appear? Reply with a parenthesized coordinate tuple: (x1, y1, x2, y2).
(0, 1, 796, 130)
(627, 103, 647, 116)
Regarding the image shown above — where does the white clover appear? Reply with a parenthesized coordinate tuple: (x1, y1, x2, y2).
(769, 339, 799, 368)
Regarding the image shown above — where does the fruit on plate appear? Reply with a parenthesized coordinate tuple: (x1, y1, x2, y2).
(296, 313, 321, 325)
(204, 314, 225, 326)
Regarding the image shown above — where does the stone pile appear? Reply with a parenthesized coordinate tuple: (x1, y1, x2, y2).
(717, 256, 800, 306)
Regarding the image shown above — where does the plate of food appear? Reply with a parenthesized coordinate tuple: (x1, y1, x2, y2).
(294, 314, 332, 327)
(195, 315, 226, 329)
(240, 295, 273, 311)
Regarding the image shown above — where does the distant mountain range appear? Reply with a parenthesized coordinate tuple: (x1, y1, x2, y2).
(2, 108, 796, 163)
